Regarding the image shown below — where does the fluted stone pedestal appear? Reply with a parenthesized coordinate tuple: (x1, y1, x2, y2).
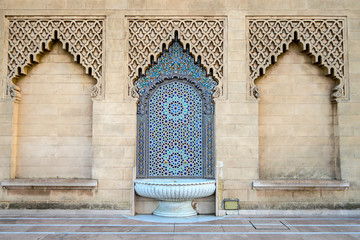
(154, 200, 196, 217)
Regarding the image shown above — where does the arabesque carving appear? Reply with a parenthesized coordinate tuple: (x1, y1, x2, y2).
(127, 17, 225, 98)
(247, 17, 348, 102)
(5, 17, 104, 101)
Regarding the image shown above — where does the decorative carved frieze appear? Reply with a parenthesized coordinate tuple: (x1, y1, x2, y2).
(247, 17, 348, 102)
(5, 17, 104, 101)
(127, 17, 225, 98)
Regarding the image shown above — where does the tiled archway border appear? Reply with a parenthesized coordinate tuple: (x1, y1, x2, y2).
(2, 16, 105, 102)
(247, 16, 348, 102)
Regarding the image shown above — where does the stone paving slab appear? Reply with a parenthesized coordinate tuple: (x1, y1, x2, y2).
(0, 210, 359, 240)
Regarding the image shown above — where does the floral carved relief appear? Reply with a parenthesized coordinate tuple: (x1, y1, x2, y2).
(127, 17, 225, 98)
(5, 17, 104, 101)
(247, 17, 348, 102)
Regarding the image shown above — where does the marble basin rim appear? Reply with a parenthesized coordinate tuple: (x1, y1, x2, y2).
(134, 178, 216, 217)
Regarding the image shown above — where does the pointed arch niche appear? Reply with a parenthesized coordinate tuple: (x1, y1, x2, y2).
(2, 16, 105, 101)
(248, 17, 349, 190)
(134, 35, 217, 179)
(247, 17, 348, 102)
(14, 41, 96, 179)
(1, 16, 103, 190)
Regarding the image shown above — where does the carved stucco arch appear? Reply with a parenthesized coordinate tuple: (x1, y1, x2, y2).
(4, 16, 105, 102)
(127, 17, 225, 99)
(247, 17, 348, 102)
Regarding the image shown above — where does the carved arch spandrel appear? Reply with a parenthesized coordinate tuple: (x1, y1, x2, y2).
(127, 17, 226, 99)
(4, 16, 105, 102)
(247, 17, 348, 102)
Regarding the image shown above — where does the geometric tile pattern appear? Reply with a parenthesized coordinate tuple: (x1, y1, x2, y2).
(136, 40, 216, 178)
(148, 81, 203, 177)
(135, 41, 217, 97)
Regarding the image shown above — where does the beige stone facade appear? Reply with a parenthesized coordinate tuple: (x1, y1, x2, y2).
(0, 0, 359, 215)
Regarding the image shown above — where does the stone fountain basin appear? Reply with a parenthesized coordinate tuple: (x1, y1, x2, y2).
(134, 178, 216, 201)
(134, 178, 216, 217)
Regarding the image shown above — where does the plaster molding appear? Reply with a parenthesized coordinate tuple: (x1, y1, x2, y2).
(127, 17, 225, 98)
(4, 16, 105, 101)
(247, 16, 348, 102)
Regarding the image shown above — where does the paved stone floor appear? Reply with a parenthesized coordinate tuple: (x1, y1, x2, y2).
(0, 210, 359, 239)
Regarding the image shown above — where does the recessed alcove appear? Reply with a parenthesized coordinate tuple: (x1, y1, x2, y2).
(12, 41, 95, 180)
(255, 43, 347, 189)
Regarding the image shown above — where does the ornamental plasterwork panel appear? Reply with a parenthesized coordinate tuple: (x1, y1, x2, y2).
(127, 17, 225, 98)
(247, 17, 348, 102)
(4, 16, 104, 101)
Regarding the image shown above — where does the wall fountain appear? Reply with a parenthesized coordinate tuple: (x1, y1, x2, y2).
(134, 37, 216, 217)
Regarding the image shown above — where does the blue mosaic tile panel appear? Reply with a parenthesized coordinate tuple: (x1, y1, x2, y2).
(205, 115, 214, 177)
(137, 115, 146, 177)
(135, 41, 217, 96)
(148, 81, 203, 177)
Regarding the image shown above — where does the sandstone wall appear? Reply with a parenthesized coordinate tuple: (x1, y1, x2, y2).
(0, 0, 359, 213)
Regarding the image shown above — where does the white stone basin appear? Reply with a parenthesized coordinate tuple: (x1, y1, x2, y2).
(134, 178, 216, 217)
